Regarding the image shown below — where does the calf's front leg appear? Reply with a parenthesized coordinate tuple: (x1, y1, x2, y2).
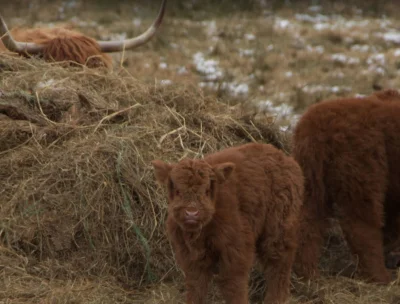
(184, 267, 212, 304)
(216, 246, 253, 304)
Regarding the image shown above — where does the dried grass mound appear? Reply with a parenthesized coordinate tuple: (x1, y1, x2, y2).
(0, 54, 288, 293)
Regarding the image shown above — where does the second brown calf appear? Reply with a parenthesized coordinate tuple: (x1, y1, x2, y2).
(152, 142, 304, 304)
(292, 89, 400, 284)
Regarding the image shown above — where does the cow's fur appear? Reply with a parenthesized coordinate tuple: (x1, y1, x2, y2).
(152, 142, 304, 304)
(0, 0, 166, 68)
(292, 89, 400, 284)
(0, 27, 112, 68)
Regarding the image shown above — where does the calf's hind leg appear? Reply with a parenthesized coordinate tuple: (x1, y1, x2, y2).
(333, 148, 391, 283)
(339, 216, 391, 283)
(336, 180, 390, 283)
(294, 211, 329, 280)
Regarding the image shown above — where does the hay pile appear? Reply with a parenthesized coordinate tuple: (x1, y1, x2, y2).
(0, 54, 289, 301)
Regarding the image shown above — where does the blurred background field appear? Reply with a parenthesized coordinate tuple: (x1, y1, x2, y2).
(0, 0, 399, 303)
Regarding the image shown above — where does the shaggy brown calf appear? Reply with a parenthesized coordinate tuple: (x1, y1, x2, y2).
(0, 0, 166, 68)
(152, 142, 303, 303)
(292, 89, 400, 284)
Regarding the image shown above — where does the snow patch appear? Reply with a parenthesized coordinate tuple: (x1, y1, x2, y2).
(192, 52, 223, 81)
(302, 84, 352, 94)
(245, 33, 256, 41)
(331, 53, 360, 65)
(160, 79, 172, 86)
(239, 49, 255, 57)
(382, 32, 400, 43)
(159, 62, 168, 69)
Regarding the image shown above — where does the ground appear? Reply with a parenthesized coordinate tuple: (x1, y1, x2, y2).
(1, 0, 400, 303)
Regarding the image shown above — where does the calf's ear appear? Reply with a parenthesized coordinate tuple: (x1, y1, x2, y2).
(213, 162, 235, 183)
(151, 160, 173, 185)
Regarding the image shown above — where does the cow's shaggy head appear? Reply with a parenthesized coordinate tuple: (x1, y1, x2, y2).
(152, 158, 235, 232)
(0, 0, 166, 68)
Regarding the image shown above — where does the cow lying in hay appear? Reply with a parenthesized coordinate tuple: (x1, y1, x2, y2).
(0, 0, 166, 68)
(152, 142, 304, 303)
(292, 89, 400, 284)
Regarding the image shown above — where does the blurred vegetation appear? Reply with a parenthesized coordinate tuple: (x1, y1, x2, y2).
(1, 0, 399, 19)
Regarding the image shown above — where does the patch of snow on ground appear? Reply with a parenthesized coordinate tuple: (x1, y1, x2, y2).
(331, 53, 360, 65)
(382, 32, 400, 43)
(351, 44, 372, 52)
(192, 52, 223, 81)
(159, 62, 168, 69)
(68, 17, 97, 28)
(177, 66, 188, 75)
(104, 32, 127, 41)
(280, 113, 301, 132)
(256, 97, 301, 132)
(308, 5, 322, 12)
(198, 82, 218, 90)
(343, 20, 370, 28)
(379, 19, 392, 29)
(258, 100, 293, 120)
(355, 94, 366, 98)
(314, 23, 330, 31)
(198, 81, 249, 97)
(313, 16, 370, 31)
(332, 71, 345, 78)
(295, 13, 329, 24)
(225, 83, 249, 97)
(239, 49, 255, 57)
(394, 49, 400, 57)
(245, 33, 256, 41)
(366, 65, 385, 75)
(302, 84, 352, 94)
(160, 79, 172, 86)
(202, 20, 217, 38)
(133, 18, 141, 27)
(367, 53, 385, 66)
(208, 20, 217, 36)
(365, 53, 386, 75)
(273, 18, 293, 31)
(306, 45, 325, 54)
(58, 0, 78, 19)
(285, 71, 293, 78)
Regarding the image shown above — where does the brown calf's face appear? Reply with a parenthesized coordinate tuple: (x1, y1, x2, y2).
(152, 159, 234, 232)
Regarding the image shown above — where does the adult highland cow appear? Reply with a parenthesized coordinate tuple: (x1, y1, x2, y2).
(292, 89, 400, 284)
(0, 0, 166, 68)
(152, 142, 304, 304)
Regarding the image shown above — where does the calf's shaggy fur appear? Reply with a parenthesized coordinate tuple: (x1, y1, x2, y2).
(152, 143, 303, 303)
(292, 89, 400, 284)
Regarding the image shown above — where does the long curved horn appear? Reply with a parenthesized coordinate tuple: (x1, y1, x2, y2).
(0, 15, 45, 55)
(97, 0, 167, 53)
